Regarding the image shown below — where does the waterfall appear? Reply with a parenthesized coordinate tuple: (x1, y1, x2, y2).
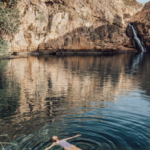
(129, 23, 146, 52)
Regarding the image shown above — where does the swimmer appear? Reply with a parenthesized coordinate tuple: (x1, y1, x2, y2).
(45, 134, 82, 150)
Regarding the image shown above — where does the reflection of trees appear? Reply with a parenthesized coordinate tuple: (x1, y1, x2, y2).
(0, 60, 20, 119)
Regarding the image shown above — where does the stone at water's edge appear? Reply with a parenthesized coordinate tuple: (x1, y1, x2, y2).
(130, 1, 150, 51)
(6, 0, 143, 53)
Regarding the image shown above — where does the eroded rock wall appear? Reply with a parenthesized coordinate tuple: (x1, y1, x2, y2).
(8, 0, 143, 53)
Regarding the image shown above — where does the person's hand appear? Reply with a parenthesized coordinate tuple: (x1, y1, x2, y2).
(77, 134, 81, 137)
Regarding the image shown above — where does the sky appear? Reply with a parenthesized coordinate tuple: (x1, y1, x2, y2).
(137, 0, 149, 4)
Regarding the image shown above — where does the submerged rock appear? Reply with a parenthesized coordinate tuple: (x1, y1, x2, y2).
(7, 0, 143, 53)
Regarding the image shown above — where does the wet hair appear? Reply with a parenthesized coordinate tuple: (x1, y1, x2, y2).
(49, 138, 54, 143)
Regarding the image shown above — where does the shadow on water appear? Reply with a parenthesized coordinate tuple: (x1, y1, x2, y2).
(0, 53, 150, 150)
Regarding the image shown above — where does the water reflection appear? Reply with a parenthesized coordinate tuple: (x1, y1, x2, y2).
(0, 53, 150, 150)
(127, 52, 145, 75)
(0, 60, 20, 119)
(2, 55, 137, 117)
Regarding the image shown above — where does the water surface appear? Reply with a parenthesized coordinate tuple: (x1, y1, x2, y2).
(0, 53, 150, 150)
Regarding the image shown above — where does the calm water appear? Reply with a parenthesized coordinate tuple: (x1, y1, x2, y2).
(0, 53, 150, 150)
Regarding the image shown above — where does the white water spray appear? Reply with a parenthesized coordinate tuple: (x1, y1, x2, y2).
(129, 24, 146, 52)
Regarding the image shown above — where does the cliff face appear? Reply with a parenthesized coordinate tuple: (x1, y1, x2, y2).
(130, 1, 150, 51)
(8, 0, 143, 53)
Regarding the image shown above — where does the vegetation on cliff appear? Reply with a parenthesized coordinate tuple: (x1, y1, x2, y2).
(0, 0, 20, 54)
(123, 0, 137, 6)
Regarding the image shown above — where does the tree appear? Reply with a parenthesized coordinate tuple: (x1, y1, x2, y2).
(0, 0, 20, 54)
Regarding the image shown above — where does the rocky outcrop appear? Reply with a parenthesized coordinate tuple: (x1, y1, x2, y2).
(7, 0, 143, 53)
(129, 1, 150, 51)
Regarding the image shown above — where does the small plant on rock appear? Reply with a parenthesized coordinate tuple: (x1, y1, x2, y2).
(38, 13, 46, 22)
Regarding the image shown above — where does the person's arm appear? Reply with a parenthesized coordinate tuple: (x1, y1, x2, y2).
(45, 142, 57, 150)
(63, 134, 81, 141)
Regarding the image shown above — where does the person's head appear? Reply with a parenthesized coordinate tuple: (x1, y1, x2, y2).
(52, 136, 58, 141)
(49, 136, 59, 142)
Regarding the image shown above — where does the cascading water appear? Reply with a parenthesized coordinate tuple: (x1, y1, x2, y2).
(129, 23, 147, 52)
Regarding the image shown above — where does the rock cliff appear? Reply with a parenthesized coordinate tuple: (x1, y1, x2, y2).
(7, 0, 143, 54)
(130, 1, 150, 51)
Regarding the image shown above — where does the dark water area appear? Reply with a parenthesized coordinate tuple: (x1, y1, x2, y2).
(0, 53, 150, 150)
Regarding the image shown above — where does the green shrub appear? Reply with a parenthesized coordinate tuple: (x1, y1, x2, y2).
(0, 38, 8, 54)
(38, 13, 46, 22)
(0, 0, 20, 54)
(91, 33, 99, 42)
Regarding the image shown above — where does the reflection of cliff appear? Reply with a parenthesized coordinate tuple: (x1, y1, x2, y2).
(5, 55, 138, 121)
(0, 54, 147, 140)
